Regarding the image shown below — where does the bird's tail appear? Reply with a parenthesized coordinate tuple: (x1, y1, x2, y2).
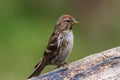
(27, 57, 47, 79)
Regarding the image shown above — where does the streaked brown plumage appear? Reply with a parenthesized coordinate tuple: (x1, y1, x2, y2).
(28, 15, 78, 79)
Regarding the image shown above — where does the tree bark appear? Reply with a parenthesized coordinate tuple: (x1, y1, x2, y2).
(28, 46, 120, 80)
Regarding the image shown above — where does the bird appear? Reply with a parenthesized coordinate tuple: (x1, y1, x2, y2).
(28, 15, 78, 79)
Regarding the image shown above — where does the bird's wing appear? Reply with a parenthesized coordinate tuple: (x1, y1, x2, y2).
(34, 32, 61, 68)
(43, 32, 60, 59)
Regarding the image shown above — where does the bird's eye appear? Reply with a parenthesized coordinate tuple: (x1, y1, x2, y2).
(66, 20, 70, 22)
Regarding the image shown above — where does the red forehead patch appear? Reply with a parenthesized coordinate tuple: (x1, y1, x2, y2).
(66, 15, 73, 19)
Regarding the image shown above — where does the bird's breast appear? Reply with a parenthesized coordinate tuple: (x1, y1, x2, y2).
(59, 30, 74, 62)
(50, 30, 74, 64)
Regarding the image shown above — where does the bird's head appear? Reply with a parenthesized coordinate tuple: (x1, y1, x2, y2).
(55, 15, 78, 31)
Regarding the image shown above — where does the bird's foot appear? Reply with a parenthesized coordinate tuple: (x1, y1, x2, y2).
(63, 62, 67, 65)
(55, 62, 67, 69)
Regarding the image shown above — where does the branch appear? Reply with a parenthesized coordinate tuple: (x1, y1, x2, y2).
(28, 46, 120, 80)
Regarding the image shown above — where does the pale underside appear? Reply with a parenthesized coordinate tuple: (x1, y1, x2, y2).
(50, 30, 74, 64)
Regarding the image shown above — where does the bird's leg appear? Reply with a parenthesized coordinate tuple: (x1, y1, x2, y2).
(60, 61, 67, 67)
(63, 61, 67, 65)
(55, 61, 68, 69)
(54, 61, 63, 69)
(55, 62, 62, 69)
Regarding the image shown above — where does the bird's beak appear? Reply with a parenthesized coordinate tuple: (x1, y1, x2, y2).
(72, 19, 78, 25)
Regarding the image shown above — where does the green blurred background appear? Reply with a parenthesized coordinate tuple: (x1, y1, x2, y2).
(0, 0, 120, 80)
